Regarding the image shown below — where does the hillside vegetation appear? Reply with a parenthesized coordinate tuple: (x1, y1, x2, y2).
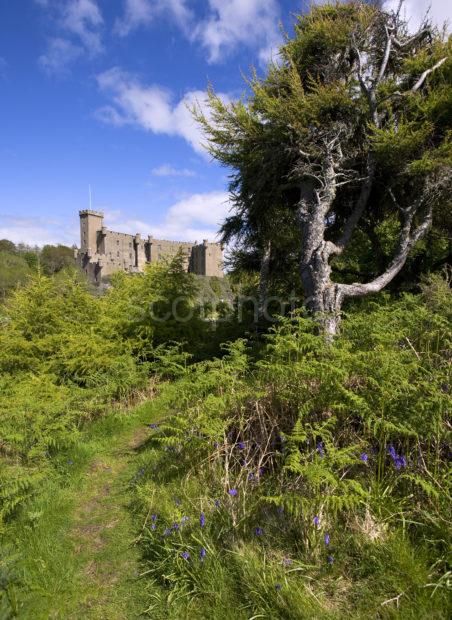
(1, 2, 451, 618)
(0, 259, 450, 618)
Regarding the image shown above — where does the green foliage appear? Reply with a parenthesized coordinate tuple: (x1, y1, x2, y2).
(197, 1, 452, 297)
(40, 244, 75, 275)
(131, 275, 451, 617)
(0, 251, 33, 300)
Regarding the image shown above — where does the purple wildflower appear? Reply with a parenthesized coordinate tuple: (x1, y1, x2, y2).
(394, 455, 407, 469)
(173, 522, 180, 531)
(163, 528, 172, 536)
(259, 467, 265, 476)
(181, 516, 189, 524)
(67, 459, 74, 465)
(283, 557, 293, 567)
(237, 441, 246, 450)
(248, 472, 254, 481)
(148, 423, 158, 429)
(151, 524, 156, 531)
(214, 499, 221, 508)
(388, 445, 397, 459)
(316, 442, 325, 457)
(313, 515, 320, 528)
(200, 512, 206, 528)
(180, 551, 190, 560)
(275, 584, 282, 591)
(277, 506, 284, 515)
(324, 533, 330, 546)
(228, 488, 238, 497)
(327, 555, 334, 565)
(151, 514, 157, 522)
(254, 527, 264, 536)
(360, 453, 368, 462)
(213, 442, 219, 449)
(200, 547, 206, 561)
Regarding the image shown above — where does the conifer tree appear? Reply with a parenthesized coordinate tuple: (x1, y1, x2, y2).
(197, 1, 451, 334)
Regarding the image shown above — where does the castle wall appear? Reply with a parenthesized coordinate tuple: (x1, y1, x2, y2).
(77, 210, 223, 281)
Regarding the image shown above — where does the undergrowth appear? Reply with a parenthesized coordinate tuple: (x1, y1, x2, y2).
(130, 275, 451, 618)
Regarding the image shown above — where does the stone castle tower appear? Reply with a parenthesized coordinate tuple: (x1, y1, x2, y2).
(75, 210, 223, 283)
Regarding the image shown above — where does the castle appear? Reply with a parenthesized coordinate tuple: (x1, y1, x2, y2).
(75, 210, 223, 283)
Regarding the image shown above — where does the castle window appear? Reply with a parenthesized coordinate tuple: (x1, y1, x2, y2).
(117, 251, 120, 257)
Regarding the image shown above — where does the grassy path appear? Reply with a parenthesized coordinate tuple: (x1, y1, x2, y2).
(5, 404, 158, 619)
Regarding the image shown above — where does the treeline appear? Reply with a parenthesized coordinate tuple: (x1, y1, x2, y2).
(0, 239, 75, 298)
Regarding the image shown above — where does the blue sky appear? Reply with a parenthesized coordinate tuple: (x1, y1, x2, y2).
(0, 0, 449, 247)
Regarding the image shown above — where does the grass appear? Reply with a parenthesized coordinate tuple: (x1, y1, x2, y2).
(2, 383, 450, 619)
(1, 401, 161, 619)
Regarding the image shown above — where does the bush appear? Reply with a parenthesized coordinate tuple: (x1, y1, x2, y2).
(132, 277, 452, 617)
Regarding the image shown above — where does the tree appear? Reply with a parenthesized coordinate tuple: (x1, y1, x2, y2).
(197, 1, 451, 335)
(41, 244, 75, 275)
(0, 239, 16, 254)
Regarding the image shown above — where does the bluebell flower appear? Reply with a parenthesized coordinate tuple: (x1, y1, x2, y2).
(173, 522, 180, 531)
(247, 472, 254, 481)
(180, 551, 190, 560)
(254, 527, 264, 536)
(148, 423, 158, 429)
(324, 533, 330, 546)
(394, 455, 406, 469)
(214, 499, 221, 507)
(313, 515, 320, 528)
(163, 528, 172, 536)
(388, 445, 397, 459)
(181, 516, 189, 524)
(200, 547, 206, 561)
(283, 557, 292, 566)
(237, 441, 246, 450)
(228, 488, 238, 496)
(213, 442, 219, 449)
(240, 459, 247, 467)
(200, 512, 206, 528)
(360, 453, 368, 462)
(151, 524, 156, 531)
(259, 467, 265, 476)
(151, 514, 157, 522)
(327, 555, 334, 564)
(316, 442, 325, 457)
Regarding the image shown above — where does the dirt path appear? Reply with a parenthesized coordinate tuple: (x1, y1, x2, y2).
(66, 426, 151, 619)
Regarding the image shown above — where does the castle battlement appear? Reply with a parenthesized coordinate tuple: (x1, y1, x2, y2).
(76, 210, 223, 283)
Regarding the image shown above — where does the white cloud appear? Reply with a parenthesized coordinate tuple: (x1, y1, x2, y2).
(114, 0, 193, 37)
(38, 38, 83, 75)
(36, 0, 104, 74)
(194, 0, 281, 64)
(103, 191, 230, 243)
(114, 0, 281, 65)
(96, 67, 230, 154)
(0, 215, 78, 247)
(61, 0, 104, 55)
(151, 164, 197, 177)
(399, 1, 450, 31)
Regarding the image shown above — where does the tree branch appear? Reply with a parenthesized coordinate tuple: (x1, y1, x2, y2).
(411, 57, 447, 92)
(340, 201, 433, 298)
(332, 156, 376, 255)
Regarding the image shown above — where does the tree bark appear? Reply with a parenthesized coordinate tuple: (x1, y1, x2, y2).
(257, 240, 271, 320)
